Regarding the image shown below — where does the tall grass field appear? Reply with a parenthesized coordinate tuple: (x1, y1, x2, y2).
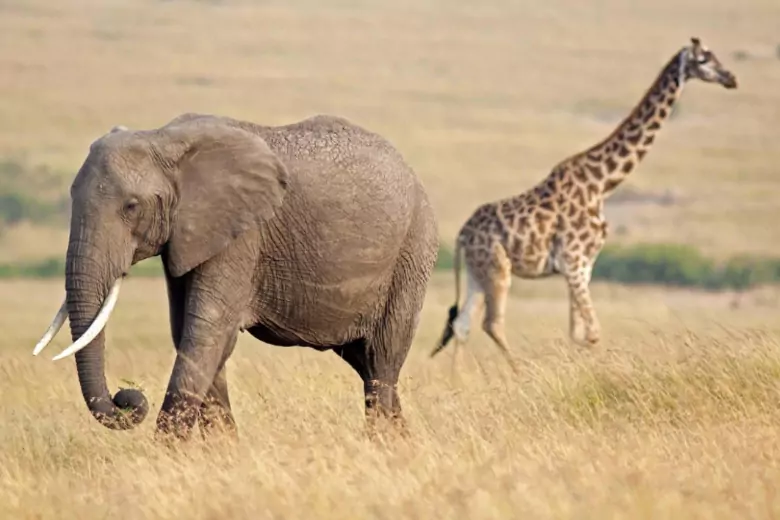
(1, 0, 780, 518)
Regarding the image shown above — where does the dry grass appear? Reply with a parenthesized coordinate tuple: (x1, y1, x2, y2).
(2, 276, 780, 518)
(0, 0, 779, 258)
(3, 0, 780, 518)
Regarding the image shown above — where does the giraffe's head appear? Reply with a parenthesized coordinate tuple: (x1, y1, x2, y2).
(683, 37, 737, 89)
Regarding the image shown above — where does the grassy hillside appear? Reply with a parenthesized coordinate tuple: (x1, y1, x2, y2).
(0, 0, 778, 263)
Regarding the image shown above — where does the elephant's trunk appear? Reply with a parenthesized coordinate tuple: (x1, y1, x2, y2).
(64, 237, 149, 430)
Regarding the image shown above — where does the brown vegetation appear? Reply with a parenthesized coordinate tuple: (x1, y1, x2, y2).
(2, 278, 780, 518)
(2, 0, 780, 517)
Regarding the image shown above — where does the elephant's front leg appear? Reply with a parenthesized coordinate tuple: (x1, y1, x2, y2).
(156, 300, 240, 442)
(199, 342, 238, 439)
(163, 265, 237, 439)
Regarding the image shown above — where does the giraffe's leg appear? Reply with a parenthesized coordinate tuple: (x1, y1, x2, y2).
(564, 259, 600, 346)
(568, 285, 587, 342)
(451, 265, 485, 344)
(480, 248, 520, 374)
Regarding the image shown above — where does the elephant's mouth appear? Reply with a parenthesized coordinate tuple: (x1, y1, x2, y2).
(31, 277, 124, 360)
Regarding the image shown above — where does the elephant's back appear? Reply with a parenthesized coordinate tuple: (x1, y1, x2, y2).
(278, 151, 418, 267)
(261, 114, 418, 185)
(262, 115, 422, 243)
(196, 112, 421, 199)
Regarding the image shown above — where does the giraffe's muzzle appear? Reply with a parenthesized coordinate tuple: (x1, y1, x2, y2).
(718, 70, 737, 89)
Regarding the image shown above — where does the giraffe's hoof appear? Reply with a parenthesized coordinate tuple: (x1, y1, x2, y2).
(452, 321, 470, 342)
(585, 331, 601, 344)
(571, 334, 600, 349)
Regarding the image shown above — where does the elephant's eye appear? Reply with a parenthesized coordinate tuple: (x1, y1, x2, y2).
(123, 199, 140, 214)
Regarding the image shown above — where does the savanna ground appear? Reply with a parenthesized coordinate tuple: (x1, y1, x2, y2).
(4, 277, 780, 519)
(1, 0, 780, 518)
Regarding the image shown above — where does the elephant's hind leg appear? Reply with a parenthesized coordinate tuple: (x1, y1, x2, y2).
(337, 263, 430, 439)
(334, 341, 407, 439)
(364, 319, 416, 438)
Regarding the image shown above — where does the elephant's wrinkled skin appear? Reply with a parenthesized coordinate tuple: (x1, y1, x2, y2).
(35, 113, 439, 440)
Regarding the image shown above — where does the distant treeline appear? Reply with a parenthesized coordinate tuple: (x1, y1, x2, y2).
(0, 159, 70, 228)
(5, 243, 780, 291)
(436, 243, 780, 291)
(0, 257, 165, 279)
(4, 157, 779, 290)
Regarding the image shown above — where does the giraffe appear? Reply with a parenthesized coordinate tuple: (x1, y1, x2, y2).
(430, 37, 737, 367)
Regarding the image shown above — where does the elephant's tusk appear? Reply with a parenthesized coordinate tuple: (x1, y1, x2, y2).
(32, 300, 68, 355)
(52, 278, 123, 362)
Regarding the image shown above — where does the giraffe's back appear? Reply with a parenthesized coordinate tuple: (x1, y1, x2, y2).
(458, 192, 563, 280)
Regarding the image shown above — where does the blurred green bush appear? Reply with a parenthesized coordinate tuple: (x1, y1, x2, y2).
(435, 242, 780, 291)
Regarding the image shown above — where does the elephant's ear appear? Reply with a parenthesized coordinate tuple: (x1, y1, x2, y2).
(166, 123, 289, 277)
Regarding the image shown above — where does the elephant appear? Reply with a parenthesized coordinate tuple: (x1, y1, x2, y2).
(32, 112, 439, 441)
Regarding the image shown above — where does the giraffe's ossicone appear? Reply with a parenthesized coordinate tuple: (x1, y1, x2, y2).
(431, 37, 738, 364)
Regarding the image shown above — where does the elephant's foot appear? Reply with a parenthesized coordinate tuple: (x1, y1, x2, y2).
(199, 406, 238, 441)
(366, 413, 409, 440)
(365, 412, 410, 448)
(364, 379, 410, 444)
(154, 411, 238, 448)
(155, 397, 201, 444)
(198, 365, 238, 441)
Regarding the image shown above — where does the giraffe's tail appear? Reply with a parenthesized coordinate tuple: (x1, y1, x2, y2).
(430, 239, 462, 357)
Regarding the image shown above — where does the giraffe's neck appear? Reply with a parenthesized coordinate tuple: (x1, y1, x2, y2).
(572, 49, 689, 196)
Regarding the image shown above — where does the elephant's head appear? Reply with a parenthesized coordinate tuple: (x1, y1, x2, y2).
(32, 114, 288, 430)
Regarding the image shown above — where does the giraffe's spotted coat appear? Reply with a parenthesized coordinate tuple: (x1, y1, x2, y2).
(431, 37, 738, 361)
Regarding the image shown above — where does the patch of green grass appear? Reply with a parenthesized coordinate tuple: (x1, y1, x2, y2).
(436, 242, 780, 291)
(5, 243, 780, 292)
(0, 257, 163, 279)
(0, 158, 69, 228)
(592, 244, 780, 291)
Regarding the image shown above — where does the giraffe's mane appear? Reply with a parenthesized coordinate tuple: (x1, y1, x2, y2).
(552, 47, 686, 171)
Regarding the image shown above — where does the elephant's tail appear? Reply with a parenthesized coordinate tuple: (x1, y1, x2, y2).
(430, 239, 462, 357)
